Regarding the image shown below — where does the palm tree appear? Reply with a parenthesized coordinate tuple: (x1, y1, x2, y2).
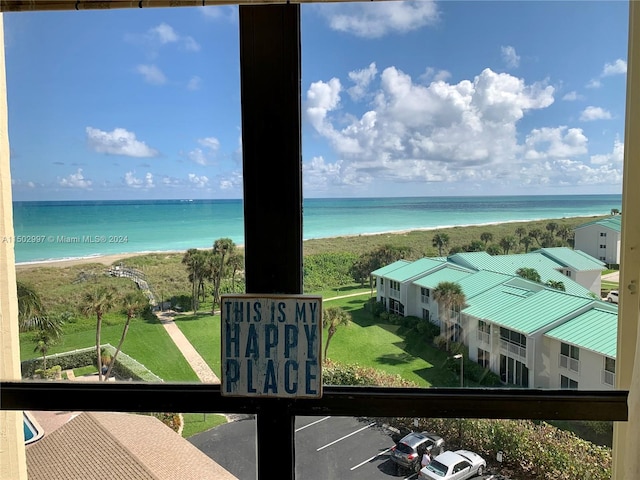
(499, 235, 517, 254)
(17, 281, 63, 337)
(32, 330, 57, 370)
(227, 252, 244, 292)
(104, 291, 147, 380)
(432, 233, 450, 257)
(515, 226, 527, 241)
(322, 306, 351, 360)
(556, 225, 572, 243)
(81, 286, 115, 381)
(212, 238, 236, 311)
(480, 232, 493, 246)
(520, 236, 534, 253)
(528, 228, 543, 247)
(182, 248, 207, 312)
(546, 222, 559, 235)
(433, 281, 466, 352)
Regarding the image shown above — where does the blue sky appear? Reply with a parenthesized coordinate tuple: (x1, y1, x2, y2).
(4, 1, 629, 201)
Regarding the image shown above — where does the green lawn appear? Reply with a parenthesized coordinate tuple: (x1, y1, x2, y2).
(181, 413, 227, 438)
(21, 316, 199, 382)
(173, 313, 222, 378)
(172, 293, 463, 388)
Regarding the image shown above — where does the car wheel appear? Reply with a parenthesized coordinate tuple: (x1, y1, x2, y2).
(607, 297, 613, 302)
(476, 465, 484, 476)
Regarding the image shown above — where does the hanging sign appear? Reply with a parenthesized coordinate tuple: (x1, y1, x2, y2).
(221, 294, 323, 398)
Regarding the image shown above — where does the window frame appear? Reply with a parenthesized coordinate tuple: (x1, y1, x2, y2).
(0, 2, 637, 480)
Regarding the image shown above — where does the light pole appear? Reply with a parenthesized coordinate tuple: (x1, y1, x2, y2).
(453, 353, 464, 447)
(453, 353, 463, 387)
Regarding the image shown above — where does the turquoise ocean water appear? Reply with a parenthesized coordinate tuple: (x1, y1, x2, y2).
(10, 195, 622, 264)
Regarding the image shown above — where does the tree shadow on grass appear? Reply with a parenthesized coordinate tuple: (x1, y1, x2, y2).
(376, 352, 415, 366)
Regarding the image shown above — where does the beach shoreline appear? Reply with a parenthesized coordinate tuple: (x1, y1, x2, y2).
(13, 214, 605, 271)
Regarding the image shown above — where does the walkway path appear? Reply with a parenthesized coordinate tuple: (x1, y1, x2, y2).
(155, 310, 220, 384)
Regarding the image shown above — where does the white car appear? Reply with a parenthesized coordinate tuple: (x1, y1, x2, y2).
(418, 449, 486, 480)
(606, 290, 619, 304)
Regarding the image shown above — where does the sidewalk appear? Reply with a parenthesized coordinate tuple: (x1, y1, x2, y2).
(155, 310, 220, 384)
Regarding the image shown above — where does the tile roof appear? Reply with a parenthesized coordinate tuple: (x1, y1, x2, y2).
(545, 304, 618, 357)
(26, 412, 236, 480)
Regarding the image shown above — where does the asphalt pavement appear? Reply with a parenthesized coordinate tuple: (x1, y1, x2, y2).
(188, 416, 511, 480)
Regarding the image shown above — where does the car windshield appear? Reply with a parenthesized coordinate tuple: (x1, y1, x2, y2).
(426, 460, 448, 477)
(395, 442, 413, 454)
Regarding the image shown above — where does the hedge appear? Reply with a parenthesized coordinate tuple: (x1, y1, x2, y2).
(21, 344, 162, 382)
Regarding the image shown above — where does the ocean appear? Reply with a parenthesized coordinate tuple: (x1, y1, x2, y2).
(10, 194, 622, 264)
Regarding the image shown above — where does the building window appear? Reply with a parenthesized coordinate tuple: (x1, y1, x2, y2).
(420, 287, 430, 304)
(390, 299, 404, 316)
(477, 320, 490, 344)
(477, 348, 490, 368)
(600, 232, 607, 237)
(560, 343, 580, 373)
(599, 256, 606, 261)
(390, 280, 400, 298)
(422, 309, 430, 322)
(603, 357, 616, 386)
(500, 327, 526, 359)
(561, 375, 579, 389)
(500, 354, 529, 387)
(600, 244, 607, 249)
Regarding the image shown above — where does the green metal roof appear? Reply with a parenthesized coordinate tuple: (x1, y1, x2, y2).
(371, 259, 410, 277)
(575, 215, 622, 233)
(448, 251, 593, 298)
(546, 304, 617, 357)
(381, 257, 445, 282)
(456, 270, 514, 299)
(462, 281, 537, 320)
(535, 247, 606, 271)
(486, 288, 593, 334)
(413, 266, 472, 289)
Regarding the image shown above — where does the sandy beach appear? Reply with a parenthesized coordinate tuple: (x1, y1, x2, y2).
(14, 252, 168, 270)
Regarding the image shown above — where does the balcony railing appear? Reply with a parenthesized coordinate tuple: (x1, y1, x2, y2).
(501, 339, 526, 359)
(560, 354, 580, 373)
(477, 331, 490, 345)
(602, 369, 615, 387)
(421, 295, 430, 304)
(390, 288, 400, 299)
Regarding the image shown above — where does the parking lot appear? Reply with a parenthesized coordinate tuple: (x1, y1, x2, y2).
(189, 415, 506, 480)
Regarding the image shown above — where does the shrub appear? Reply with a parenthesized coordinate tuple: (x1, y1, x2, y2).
(416, 320, 440, 341)
(365, 299, 386, 317)
(382, 417, 612, 480)
(322, 359, 418, 388)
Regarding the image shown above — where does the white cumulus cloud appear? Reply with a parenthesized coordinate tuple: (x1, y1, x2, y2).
(59, 168, 92, 189)
(188, 173, 209, 188)
(602, 58, 627, 76)
(314, 1, 439, 39)
(580, 106, 612, 121)
(501, 46, 520, 69)
(136, 64, 167, 85)
(124, 171, 154, 188)
(86, 127, 159, 158)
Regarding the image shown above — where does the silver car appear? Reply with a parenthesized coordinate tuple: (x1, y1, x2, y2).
(390, 431, 445, 471)
(419, 449, 486, 480)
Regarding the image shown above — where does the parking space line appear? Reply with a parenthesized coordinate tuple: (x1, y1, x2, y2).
(316, 422, 376, 451)
(295, 416, 331, 432)
(349, 446, 393, 470)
